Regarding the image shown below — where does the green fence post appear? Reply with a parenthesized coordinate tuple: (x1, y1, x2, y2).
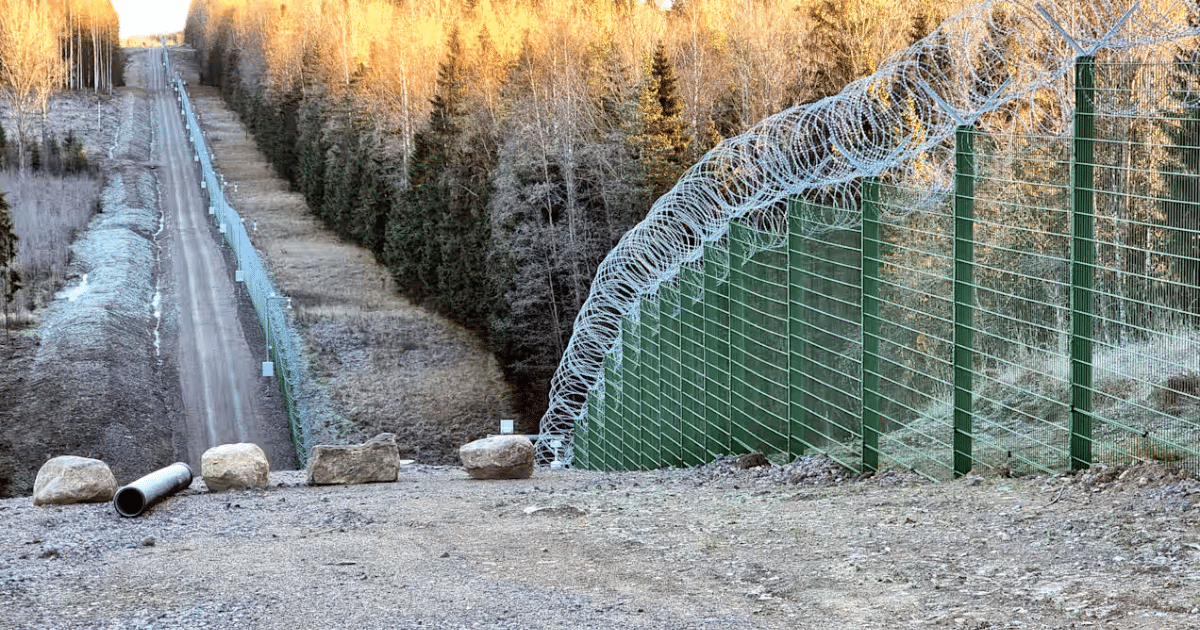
(953, 126, 976, 478)
(704, 243, 732, 458)
(861, 180, 882, 473)
(788, 198, 812, 457)
(1070, 55, 1095, 470)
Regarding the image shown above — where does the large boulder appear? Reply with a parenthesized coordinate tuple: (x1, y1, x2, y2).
(307, 433, 401, 485)
(33, 456, 118, 506)
(459, 435, 534, 480)
(201, 443, 269, 492)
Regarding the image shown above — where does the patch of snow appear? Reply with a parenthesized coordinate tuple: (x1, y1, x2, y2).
(56, 273, 89, 302)
(152, 287, 162, 356)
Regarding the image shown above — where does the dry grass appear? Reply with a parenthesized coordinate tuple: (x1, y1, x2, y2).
(179, 48, 514, 463)
(0, 171, 102, 318)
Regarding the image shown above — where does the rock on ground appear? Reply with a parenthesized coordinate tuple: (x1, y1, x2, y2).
(307, 433, 401, 485)
(201, 443, 269, 491)
(459, 435, 534, 480)
(32, 456, 117, 506)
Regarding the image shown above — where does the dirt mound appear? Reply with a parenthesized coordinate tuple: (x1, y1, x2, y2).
(1, 160, 175, 495)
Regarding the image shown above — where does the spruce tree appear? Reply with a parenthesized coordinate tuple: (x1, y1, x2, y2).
(637, 43, 689, 204)
(387, 28, 467, 305)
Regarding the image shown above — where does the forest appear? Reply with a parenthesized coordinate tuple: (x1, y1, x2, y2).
(0, 0, 123, 171)
(182, 0, 969, 423)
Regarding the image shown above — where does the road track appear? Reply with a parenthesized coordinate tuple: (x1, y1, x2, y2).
(147, 47, 274, 467)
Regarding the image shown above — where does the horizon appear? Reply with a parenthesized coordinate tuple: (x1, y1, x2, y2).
(112, 0, 189, 40)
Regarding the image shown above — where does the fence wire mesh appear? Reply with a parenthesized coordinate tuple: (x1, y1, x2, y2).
(574, 53, 1200, 479)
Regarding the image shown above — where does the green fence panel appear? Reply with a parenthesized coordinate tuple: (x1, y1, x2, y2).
(704, 244, 732, 457)
(788, 198, 814, 458)
(578, 388, 597, 470)
(659, 283, 685, 467)
(619, 317, 642, 470)
(729, 221, 790, 456)
(602, 351, 622, 472)
(789, 205, 864, 472)
(679, 264, 708, 465)
(874, 183, 955, 479)
(640, 296, 662, 468)
(729, 223, 752, 454)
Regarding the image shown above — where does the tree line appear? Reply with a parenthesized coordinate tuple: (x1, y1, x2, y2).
(0, 0, 122, 171)
(184, 0, 962, 424)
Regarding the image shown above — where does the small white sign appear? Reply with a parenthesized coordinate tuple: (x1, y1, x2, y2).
(500, 420, 514, 434)
(262, 361, 274, 377)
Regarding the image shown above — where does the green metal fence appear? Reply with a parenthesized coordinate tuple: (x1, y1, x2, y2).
(576, 57, 1200, 479)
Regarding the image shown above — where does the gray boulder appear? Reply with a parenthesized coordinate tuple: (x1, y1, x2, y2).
(33, 456, 118, 506)
(201, 443, 269, 492)
(459, 435, 534, 480)
(307, 433, 401, 485)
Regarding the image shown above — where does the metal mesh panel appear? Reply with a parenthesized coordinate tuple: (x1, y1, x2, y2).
(791, 217, 864, 471)
(729, 223, 790, 456)
(678, 263, 708, 465)
(658, 284, 685, 467)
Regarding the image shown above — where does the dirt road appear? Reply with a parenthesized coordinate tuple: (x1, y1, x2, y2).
(3, 460, 1200, 629)
(145, 47, 292, 469)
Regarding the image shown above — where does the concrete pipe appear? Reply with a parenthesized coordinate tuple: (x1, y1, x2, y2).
(113, 462, 193, 517)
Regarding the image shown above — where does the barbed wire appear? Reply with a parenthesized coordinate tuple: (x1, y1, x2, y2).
(538, 0, 1200, 467)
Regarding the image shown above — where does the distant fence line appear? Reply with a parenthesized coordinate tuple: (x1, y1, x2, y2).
(163, 50, 311, 466)
(576, 56, 1200, 479)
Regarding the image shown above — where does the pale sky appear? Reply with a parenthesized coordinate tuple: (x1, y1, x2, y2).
(112, 0, 190, 39)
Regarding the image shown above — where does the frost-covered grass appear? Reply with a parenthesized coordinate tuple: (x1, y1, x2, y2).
(0, 81, 148, 326)
(0, 171, 103, 319)
(824, 329, 1200, 480)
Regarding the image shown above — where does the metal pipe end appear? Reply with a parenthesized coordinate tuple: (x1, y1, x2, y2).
(113, 487, 148, 518)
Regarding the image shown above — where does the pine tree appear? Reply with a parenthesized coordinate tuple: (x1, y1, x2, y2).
(636, 43, 690, 204)
(0, 191, 20, 338)
(62, 129, 86, 174)
(296, 97, 328, 212)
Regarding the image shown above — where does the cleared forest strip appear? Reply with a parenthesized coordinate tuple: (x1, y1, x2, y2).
(173, 51, 514, 463)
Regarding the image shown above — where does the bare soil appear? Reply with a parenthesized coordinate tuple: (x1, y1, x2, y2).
(2, 459, 1200, 629)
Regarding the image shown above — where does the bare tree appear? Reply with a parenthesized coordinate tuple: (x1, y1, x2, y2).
(0, 0, 66, 172)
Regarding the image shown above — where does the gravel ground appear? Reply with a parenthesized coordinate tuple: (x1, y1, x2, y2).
(3, 456, 1200, 629)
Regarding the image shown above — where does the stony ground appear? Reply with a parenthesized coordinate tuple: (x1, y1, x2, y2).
(2, 457, 1200, 629)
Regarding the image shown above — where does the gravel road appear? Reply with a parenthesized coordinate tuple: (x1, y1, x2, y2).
(145, 46, 293, 470)
(3, 457, 1200, 629)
